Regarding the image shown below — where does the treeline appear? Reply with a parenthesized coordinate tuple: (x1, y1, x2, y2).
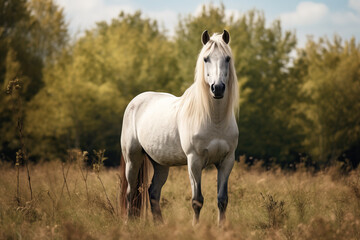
(1, 1, 359, 168)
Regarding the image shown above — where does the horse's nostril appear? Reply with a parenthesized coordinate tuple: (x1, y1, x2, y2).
(211, 83, 226, 96)
(215, 83, 225, 92)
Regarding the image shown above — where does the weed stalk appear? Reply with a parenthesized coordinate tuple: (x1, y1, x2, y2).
(93, 149, 115, 216)
(15, 149, 21, 205)
(7, 78, 33, 200)
(78, 151, 90, 202)
(61, 161, 71, 200)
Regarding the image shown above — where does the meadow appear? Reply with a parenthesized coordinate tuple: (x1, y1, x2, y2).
(2, 2, 360, 239)
(1, 157, 360, 240)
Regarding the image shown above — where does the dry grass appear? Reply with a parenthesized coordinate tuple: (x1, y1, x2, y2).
(0, 160, 360, 240)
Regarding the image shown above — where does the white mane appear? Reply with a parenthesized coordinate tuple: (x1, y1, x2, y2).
(179, 33, 239, 129)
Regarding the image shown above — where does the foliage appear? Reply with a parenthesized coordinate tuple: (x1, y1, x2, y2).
(27, 0, 69, 63)
(295, 37, 360, 166)
(229, 11, 303, 166)
(25, 11, 178, 163)
(0, 0, 68, 160)
(0, 2, 359, 167)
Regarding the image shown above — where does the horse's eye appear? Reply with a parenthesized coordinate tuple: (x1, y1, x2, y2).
(225, 56, 231, 62)
(204, 57, 210, 63)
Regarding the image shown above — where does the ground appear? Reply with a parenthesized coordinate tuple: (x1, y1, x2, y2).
(0, 159, 359, 239)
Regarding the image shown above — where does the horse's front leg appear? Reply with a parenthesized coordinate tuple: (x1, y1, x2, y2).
(216, 154, 235, 226)
(187, 153, 204, 226)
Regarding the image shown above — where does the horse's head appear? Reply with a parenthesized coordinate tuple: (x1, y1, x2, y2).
(180, 30, 238, 128)
(201, 30, 231, 99)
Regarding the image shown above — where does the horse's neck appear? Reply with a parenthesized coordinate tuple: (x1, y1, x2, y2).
(210, 96, 228, 125)
(179, 84, 230, 128)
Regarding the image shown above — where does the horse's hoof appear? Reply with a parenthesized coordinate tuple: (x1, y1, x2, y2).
(192, 216, 199, 227)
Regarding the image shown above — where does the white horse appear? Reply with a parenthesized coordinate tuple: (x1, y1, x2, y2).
(120, 30, 239, 225)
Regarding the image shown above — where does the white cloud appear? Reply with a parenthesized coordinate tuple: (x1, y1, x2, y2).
(56, 0, 178, 37)
(56, 0, 134, 34)
(280, 2, 329, 27)
(349, 0, 360, 13)
(331, 11, 360, 25)
(277, 0, 360, 48)
(328, 0, 360, 26)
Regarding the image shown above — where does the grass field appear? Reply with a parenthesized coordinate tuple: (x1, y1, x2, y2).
(1, 159, 360, 240)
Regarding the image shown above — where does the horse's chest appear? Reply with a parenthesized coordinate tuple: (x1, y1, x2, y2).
(193, 133, 231, 165)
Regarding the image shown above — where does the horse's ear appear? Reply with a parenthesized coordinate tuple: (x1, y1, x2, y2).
(201, 30, 210, 45)
(222, 30, 230, 44)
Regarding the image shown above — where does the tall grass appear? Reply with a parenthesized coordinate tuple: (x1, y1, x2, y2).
(0, 159, 359, 239)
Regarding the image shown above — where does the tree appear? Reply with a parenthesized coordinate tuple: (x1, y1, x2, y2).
(26, 11, 178, 164)
(296, 36, 360, 166)
(230, 11, 304, 166)
(0, 0, 34, 160)
(0, 0, 68, 161)
(27, 0, 69, 63)
(175, 5, 304, 166)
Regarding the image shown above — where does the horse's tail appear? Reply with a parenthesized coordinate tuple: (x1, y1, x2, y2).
(120, 154, 151, 218)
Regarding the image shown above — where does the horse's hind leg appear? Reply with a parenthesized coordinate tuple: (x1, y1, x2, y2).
(123, 148, 144, 218)
(148, 158, 169, 222)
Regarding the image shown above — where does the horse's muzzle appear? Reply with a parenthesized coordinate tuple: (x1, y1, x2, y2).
(211, 83, 225, 99)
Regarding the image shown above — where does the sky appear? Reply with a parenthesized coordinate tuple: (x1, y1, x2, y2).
(55, 0, 360, 47)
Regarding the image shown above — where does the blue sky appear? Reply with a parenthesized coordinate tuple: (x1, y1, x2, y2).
(56, 0, 360, 47)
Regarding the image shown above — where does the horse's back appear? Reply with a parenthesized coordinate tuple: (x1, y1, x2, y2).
(121, 92, 187, 165)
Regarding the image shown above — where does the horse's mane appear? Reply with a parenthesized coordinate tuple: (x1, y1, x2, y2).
(179, 33, 239, 130)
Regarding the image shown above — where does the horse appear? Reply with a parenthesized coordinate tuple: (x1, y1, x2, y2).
(120, 30, 239, 225)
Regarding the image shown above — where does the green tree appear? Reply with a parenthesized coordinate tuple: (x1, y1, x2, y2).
(230, 11, 303, 166)
(27, 0, 69, 63)
(0, 0, 35, 160)
(26, 51, 125, 161)
(0, 0, 68, 161)
(296, 36, 360, 165)
(26, 12, 178, 163)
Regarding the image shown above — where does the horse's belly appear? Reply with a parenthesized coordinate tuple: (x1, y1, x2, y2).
(136, 97, 187, 166)
(140, 131, 187, 165)
(145, 142, 187, 166)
